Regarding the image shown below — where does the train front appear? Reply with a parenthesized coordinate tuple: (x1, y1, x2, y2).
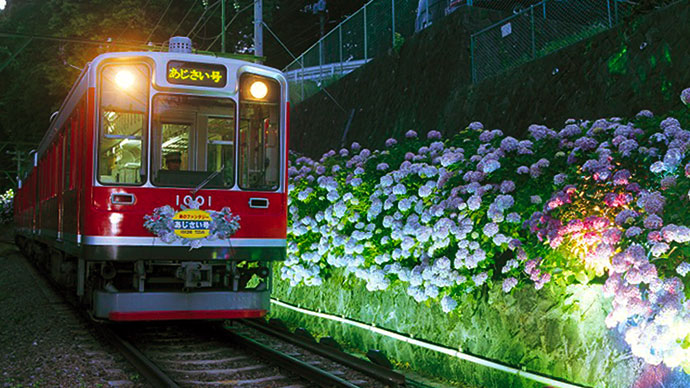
(84, 45, 288, 321)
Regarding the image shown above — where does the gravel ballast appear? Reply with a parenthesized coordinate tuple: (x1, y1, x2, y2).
(0, 240, 149, 388)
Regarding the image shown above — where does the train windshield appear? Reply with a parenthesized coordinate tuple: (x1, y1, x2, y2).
(152, 95, 235, 188)
(98, 63, 150, 185)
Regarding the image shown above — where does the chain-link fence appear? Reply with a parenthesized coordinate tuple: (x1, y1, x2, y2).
(285, 0, 433, 104)
(471, 0, 634, 83)
(284, 0, 635, 103)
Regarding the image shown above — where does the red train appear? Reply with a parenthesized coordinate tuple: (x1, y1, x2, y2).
(14, 37, 288, 321)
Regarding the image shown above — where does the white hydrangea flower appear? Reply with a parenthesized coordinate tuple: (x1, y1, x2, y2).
(441, 296, 457, 313)
(676, 262, 690, 277)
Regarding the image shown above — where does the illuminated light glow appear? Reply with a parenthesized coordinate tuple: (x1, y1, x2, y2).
(114, 70, 135, 89)
(271, 298, 586, 388)
(0, 0, 5, 10)
(109, 213, 123, 235)
(250, 81, 268, 99)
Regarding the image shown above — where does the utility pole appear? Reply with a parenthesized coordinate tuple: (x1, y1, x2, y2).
(254, 0, 263, 62)
(221, 0, 226, 53)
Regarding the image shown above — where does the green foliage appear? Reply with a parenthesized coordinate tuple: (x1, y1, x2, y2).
(393, 32, 405, 53)
(272, 266, 640, 387)
(0, 188, 13, 224)
(607, 45, 628, 75)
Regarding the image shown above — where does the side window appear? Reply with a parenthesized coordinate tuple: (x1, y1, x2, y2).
(98, 63, 149, 185)
(238, 74, 281, 191)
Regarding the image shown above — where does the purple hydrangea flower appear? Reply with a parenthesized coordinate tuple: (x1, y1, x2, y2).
(636, 109, 654, 118)
(502, 277, 518, 293)
(427, 130, 442, 140)
(479, 131, 495, 142)
(637, 191, 666, 215)
(660, 175, 677, 189)
(468, 122, 483, 131)
(612, 170, 630, 185)
(553, 173, 568, 185)
(574, 137, 599, 151)
(500, 180, 515, 193)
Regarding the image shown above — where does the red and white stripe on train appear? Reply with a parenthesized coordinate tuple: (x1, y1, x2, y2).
(14, 37, 289, 321)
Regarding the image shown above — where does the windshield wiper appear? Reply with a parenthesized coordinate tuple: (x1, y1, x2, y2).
(192, 165, 224, 195)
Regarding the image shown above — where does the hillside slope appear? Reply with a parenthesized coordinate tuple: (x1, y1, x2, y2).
(289, 1, 690, 158)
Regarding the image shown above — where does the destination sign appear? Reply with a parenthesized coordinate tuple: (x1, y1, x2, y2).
(167, 61, 227, 88)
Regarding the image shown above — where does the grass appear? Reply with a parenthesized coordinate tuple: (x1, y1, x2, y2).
(271, 265, 643, 387)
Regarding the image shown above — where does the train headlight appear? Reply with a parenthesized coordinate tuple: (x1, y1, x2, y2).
(249, 81, 268, 99)
(114, 70, 135, 89)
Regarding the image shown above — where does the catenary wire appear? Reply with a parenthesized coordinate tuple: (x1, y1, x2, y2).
(186, 0, 221, 38)
(145, 0, 174, 43)
(170, 0, 201, 37)
(204, 0, 256, 51)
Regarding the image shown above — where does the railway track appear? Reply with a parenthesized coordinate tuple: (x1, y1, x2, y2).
(105, 321, 401, 387)
(15, 243, 417, 388)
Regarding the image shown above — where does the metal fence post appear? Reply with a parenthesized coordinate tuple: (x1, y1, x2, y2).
(531, 6, 536, 59)
(468, 0, 472, 6)
(339, 25, 343, 75)
(614, 0, 619, 24)
(364, 4, 368, 61)
(470, 34, 476, 84)
(542, 1, 546, 18)
(607, 0, 612, 27)
(392, 0, 396, 48)
(300, 57, 305, 102)
(319, 41, 323, 84)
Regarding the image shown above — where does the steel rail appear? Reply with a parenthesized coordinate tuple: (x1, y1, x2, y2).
(240, 318, 407, 386)
(97, 326, 180, 388)
(218, 326, 362, 388)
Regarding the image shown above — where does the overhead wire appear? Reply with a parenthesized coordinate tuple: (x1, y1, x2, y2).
(145, 0, 174, 43)
(0, 31, 154, 49)
(263, 25, 319, 58)
(204, 0, 256, 51)
(191, 4, 222, 41)
(262, 21, 347, 114)
(114, 0, 153, 42)
(186, 0, 221, 38)
(170, 0, 201, 37)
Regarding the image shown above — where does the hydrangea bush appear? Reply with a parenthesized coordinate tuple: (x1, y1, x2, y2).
(284, 89, 690, 372)
(0, 188, 13, 224)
